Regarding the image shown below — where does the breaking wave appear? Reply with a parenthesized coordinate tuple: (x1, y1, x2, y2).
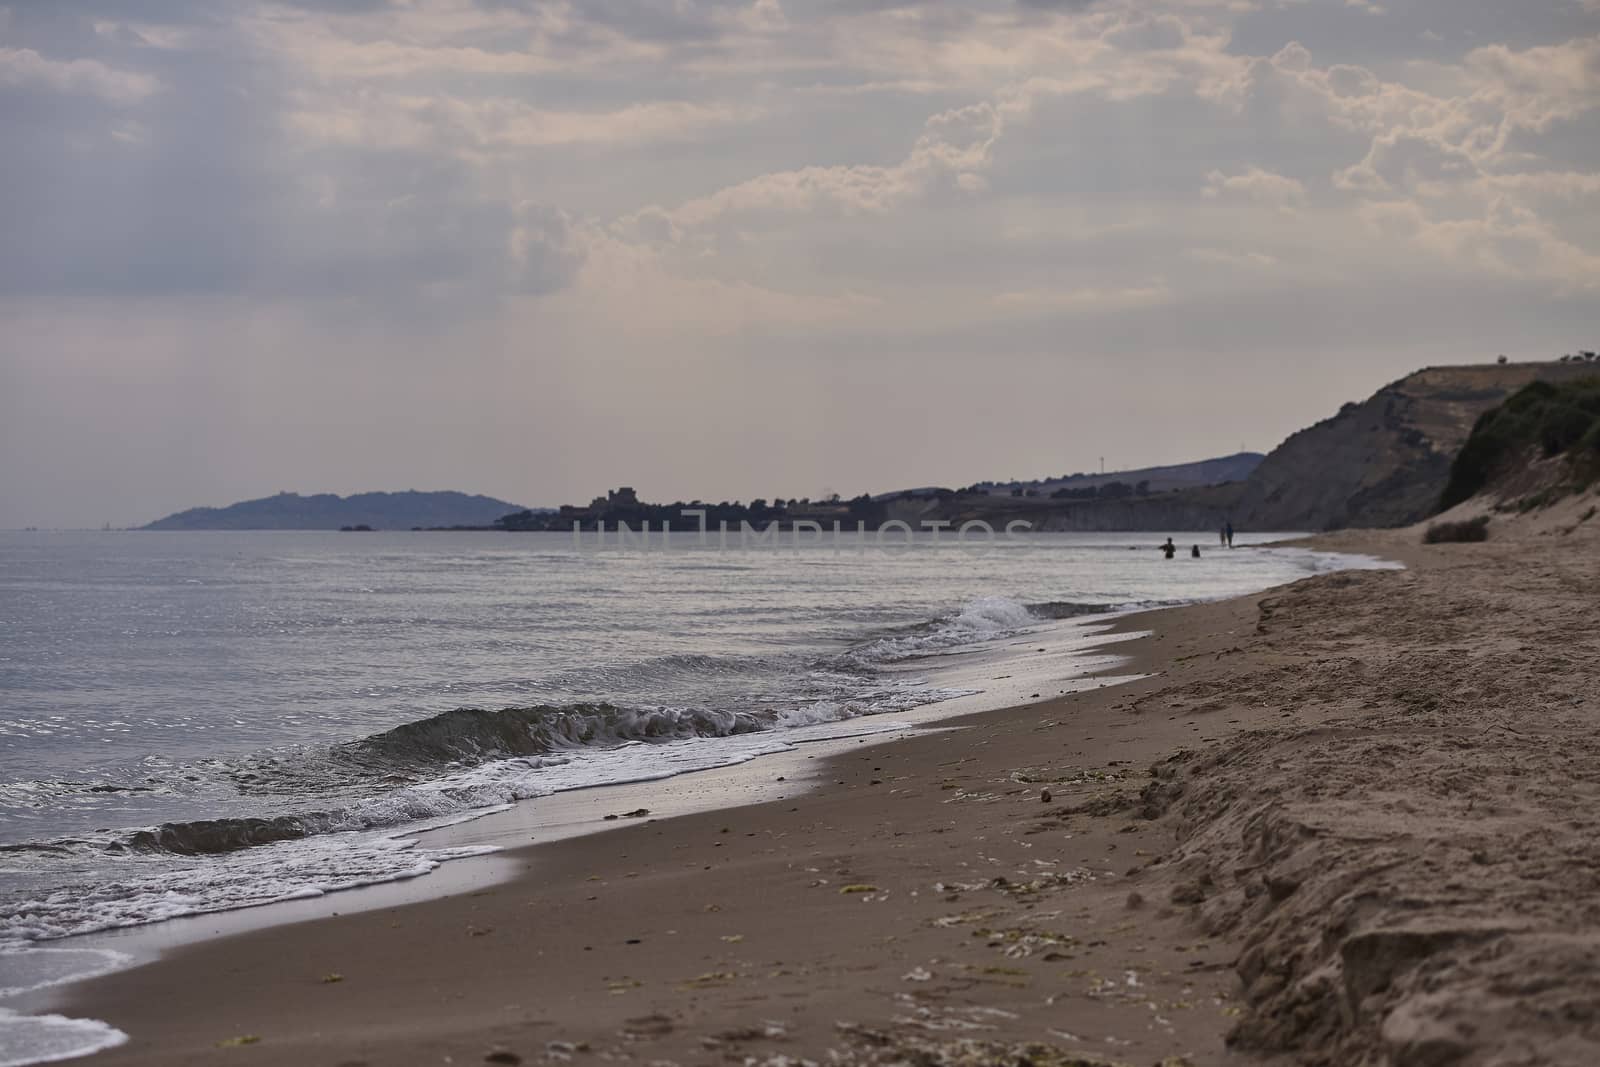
(71, 598, 1062, 859)
(842, 595, 1047, 665)
(341, 702, 765, 772)
(0, 595, 1072, 944)
(93, 702, 784, 858)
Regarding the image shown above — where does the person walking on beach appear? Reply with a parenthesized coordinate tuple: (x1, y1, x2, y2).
(1161, 538, 1177, 559)
(1219, 526, 1227, 547)
(1225, 521, 1235, 548)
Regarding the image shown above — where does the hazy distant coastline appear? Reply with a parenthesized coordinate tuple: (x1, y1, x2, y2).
(137, 360, 1598, 535)
(142, 490, 539, 532)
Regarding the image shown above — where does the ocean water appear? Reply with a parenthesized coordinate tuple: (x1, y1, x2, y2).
(0, 528, 1396, 1061)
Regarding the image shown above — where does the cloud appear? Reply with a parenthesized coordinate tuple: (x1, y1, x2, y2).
(1333, 131, 1478, 194)
(0, 4, 585, 307)
(989, 281, 1172, 312)
(1205, 166, 1308, 211)
(0, 46, 159, 102)
(650, 98, 1002, 233)
(1015, 0, 1102, 10)
(1185, 247, 1278, 268)
(288, 94, 755, 153)
(3, 0, 1599, 525)
(1356, 195, 1600, 290)
(1100, 13, 1188, 51)
(1465, 35, 1600, 137)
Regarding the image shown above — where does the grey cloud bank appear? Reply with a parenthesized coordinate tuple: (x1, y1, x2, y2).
(1, 0, 1596, 527)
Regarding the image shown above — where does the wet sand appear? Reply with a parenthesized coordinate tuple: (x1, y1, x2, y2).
(61, 506, 1600, 1065)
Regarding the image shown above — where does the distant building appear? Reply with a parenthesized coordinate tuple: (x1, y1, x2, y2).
(572, 488, 643, 519)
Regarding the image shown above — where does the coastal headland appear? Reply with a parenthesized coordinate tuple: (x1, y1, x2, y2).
(62, 490, 1600, 1066)
(134, 361, 1597, 538)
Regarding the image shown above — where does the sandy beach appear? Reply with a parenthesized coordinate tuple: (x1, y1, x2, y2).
(55, 506, 1600, 1066)
(6, 0, 1594, 1059)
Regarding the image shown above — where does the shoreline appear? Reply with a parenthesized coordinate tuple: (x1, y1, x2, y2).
(1, 529, 1338, 954)
(49, 550, 1399, 1066)
(4, 611, 1158, 994)
(12, 718, 993, 1002)
(58, 523, 1600, 1066)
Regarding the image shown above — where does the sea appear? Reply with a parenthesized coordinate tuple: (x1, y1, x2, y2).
(0, 528, 1398, 1064)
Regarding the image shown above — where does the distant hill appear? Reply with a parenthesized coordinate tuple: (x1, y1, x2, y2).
(973, 452, 1264, 498)
(144, 491, 535, 531)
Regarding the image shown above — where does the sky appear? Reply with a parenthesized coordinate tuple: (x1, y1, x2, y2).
(1, 0, 1597, 527)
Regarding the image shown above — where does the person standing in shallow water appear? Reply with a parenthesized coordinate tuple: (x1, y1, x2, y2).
(1225, 521, 1235, 548)
(1161, 538, 1177, 559)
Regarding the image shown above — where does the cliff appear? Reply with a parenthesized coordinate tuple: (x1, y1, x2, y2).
(903, 361, 1598, 533)
(1231, 362, 1600, 531)
(143, 490, 534, 531)
(1436, 375, 1600, 516)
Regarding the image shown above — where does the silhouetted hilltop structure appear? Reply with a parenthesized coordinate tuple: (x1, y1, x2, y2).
(504, 459, 1265, 535)
(144, 490, 535, 531)
(495, 488, 881, 532)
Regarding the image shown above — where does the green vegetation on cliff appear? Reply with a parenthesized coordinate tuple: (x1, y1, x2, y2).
(1439, 377, 1600, 511)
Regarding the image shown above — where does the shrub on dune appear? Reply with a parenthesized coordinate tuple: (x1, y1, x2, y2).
(1423, 516, 1490, 544)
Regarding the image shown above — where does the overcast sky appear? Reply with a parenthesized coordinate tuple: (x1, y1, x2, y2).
(2, 0, 1597, 526)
